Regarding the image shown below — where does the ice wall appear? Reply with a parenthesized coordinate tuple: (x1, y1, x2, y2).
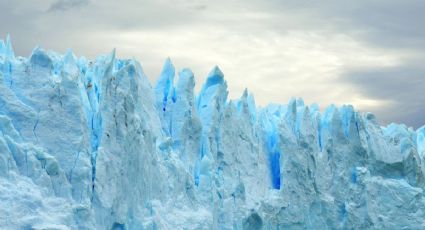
(1, 37, 425, 229)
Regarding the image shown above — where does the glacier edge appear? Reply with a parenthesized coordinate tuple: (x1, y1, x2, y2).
(0, 37, 425, 229)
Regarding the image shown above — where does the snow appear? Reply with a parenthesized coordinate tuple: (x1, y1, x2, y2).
(1, 36, 425, 229)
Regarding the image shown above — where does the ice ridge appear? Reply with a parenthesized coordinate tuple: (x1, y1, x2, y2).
(1, 37, 425, 229)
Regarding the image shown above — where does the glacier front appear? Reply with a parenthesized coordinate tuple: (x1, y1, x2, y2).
(1, 37, 425, 229)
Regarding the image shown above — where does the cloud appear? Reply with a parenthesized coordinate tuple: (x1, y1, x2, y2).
(0, 0, 424, 128)
(340, 64, 425, 128)
(47, 0, 89, 12)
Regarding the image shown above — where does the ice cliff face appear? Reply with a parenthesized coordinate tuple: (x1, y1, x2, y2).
(1, 37, 425, 229)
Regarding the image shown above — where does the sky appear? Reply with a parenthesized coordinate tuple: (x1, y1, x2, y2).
(1, 0, 424, 128)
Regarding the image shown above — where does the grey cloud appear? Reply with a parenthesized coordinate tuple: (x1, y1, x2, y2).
(341, 65, 425, 128)
(47, 0, 90, 12)
(1, 0, 424, 128)
(190, 4, 207, 11)
(266, 0, 425, 50)
(255, 0, 425, 128)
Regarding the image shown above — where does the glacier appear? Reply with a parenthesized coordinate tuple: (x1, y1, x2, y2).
(0, 36, 425, 229)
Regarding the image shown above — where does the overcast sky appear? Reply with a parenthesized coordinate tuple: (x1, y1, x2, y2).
(1, 0, 424, 128)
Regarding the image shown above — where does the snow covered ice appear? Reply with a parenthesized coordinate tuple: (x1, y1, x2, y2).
(1, 36, 425, 229)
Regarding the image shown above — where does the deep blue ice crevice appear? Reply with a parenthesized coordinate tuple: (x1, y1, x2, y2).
(340, 105, 355, 138)
(171, 87, 177, 103)
(82, 49, 115, 199)
(89, 52, 117, 197)
(83, 64, 103, 153)
(269, 148, 281, 189)
(355, 120, 360, 137)
(339, 203, 348, 228)
(351, 167, 357, 183)
(90, 113, 103, 152)
(260, 111, 281, 189)
(318, 123, 323, 152)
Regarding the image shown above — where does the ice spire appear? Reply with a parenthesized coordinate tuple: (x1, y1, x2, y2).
(155, 58, 175, 113)
(193, 66, 228, 188)
(63, 48, 78, 75)
(0, 35, 15, 58)
(418, 126, 425, 159)
(170, 68, 197, 145)
(196, 65, 228, 130)
(203, 66, 224, 89)
(0, 39, 4, 56)
(197, 66, 227, 107)
(64, 48, 76, 64)
(5, 34, 14, 58)
(237, 88, 257, 124)
(30, 47, 53, 69)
